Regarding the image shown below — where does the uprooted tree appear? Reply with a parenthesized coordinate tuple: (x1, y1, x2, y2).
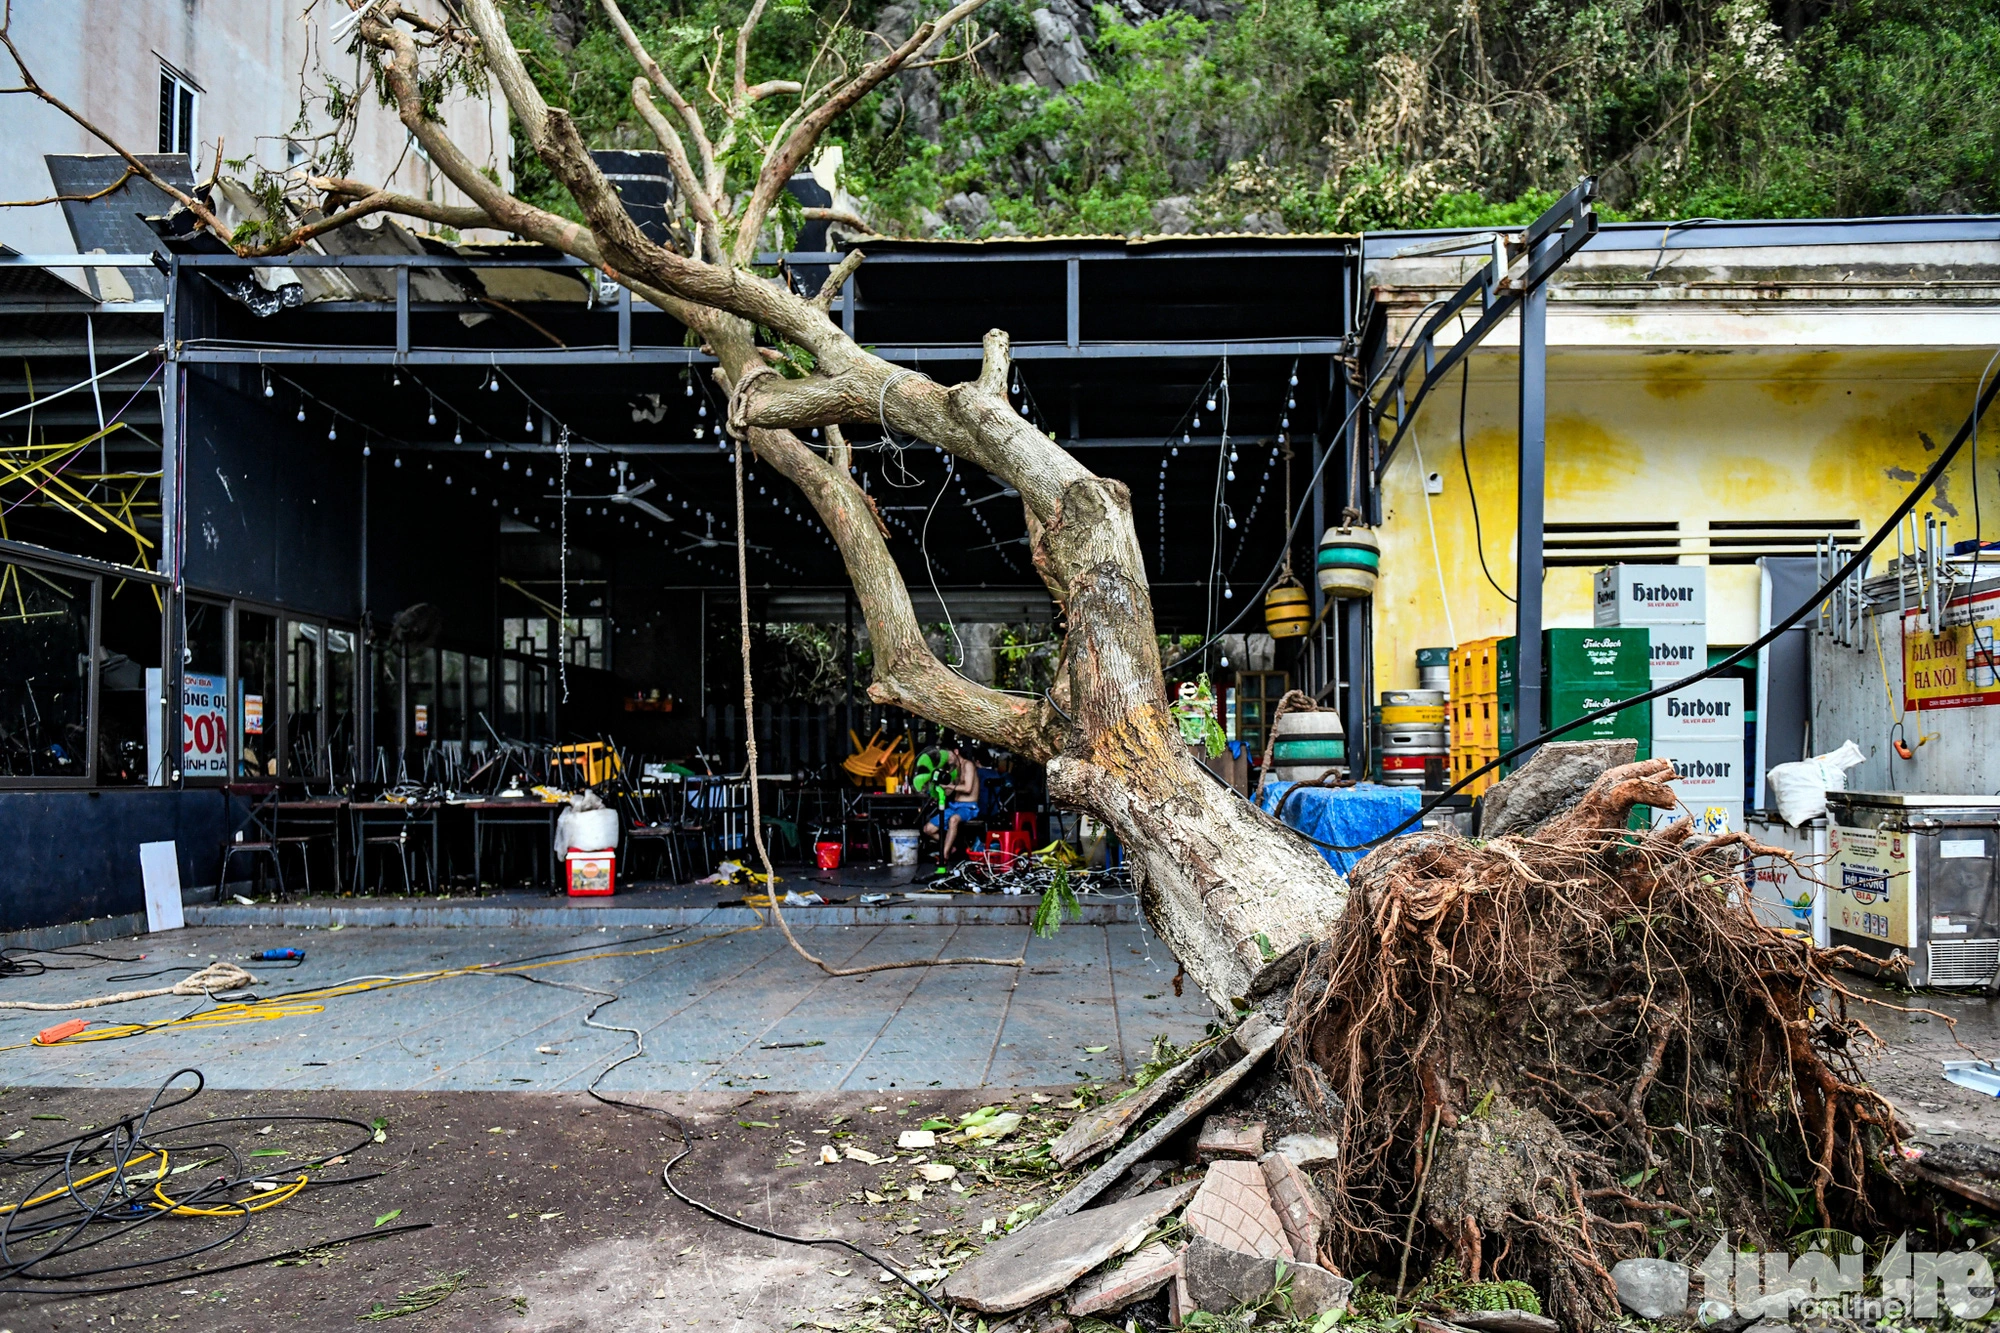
(3, 5, 1924, 1321)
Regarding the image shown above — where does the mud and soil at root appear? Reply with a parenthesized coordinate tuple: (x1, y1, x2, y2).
(1279, 759, 1918, 1327)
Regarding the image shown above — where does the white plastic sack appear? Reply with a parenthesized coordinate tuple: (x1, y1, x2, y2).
(1767, 739, 1866, 827)
(555, 805, 620, 855)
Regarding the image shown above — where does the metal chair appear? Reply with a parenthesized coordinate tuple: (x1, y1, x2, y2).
(218, 788, 291, 901)
(356, 803, 432, 896)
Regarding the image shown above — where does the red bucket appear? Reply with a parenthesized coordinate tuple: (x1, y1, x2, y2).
(814, 841, 843, 871)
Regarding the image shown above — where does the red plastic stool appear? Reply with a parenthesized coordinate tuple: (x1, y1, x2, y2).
(1010, 812, 1041, 847)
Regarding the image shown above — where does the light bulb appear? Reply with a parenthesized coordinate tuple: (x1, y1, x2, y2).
(501, 459, 509, 471)
(328, 421, 337, 441)
(1281, 416, 1289, 428)
(1222, 586, 1233, 599)
(427, 405, 437, 426)
(525, 466, 533, 477)
(453, 425, 463, 444)
(1229, 450, 1238, 463)
(470, 485, 477, 495)
(296, 403, 306, 423)
(393, 457, 403, 468)
(392, 370, 402, 387)
(444, 475, 452, 485)
(1288, 371, 1298, 386)
(684, 381, 694, 397)
(1171, 446, 1180, 456)
(488, 374, 500, 393)
(698, 402, 708, 418)
(1227, 470, 1236, 481)
(1221, 654, 1231, 666)
(484, 448, 493, 459)
(585, 455, 593, 467)
(362, 444, 371, 457)
(1192, 415, 1201, 429)
(525, 412, 534, 432)
(262, 375, 274, 398)
(1206, 396, 1217, 411)
(1227, 516, 1237, 529)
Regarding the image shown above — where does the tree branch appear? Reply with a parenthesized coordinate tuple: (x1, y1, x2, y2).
(630, 80, 722, 261)
(731, 0, 993, 265)
(803, 205, 876, 233)
(0, 165, 136, 210)
(597, 0, 720, 198)
(812, 249, 865, 311)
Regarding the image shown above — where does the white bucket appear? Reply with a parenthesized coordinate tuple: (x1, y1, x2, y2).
(888, 828, 921, 867)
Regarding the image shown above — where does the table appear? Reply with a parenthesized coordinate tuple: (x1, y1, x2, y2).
(463, 799, 562, 891)
(349, 801, 442, 894)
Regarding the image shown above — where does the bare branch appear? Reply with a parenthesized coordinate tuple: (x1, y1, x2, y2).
(803, 205, 877, 233)
(743, 78, 804, 102)
(0, 165, 135, 209)
(597, 0, 719, 199)
(731, 0, 992, 265)
(733, 0, 770, 106)
(630, 80, 722, 260)
(905, 29, 999, 71)
(812, 249, 865, 311)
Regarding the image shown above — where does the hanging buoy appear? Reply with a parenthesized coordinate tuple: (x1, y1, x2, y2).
(1317, 525, 1380, 598)
(1264, 581, 1312, 638)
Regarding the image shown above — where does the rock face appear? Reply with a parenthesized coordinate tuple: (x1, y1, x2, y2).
(940, 1183, 1198, 1313)
(1023, 6, 1097, 89)
(1612, 1257, 1691, 1319)
(1478, 740, 1640, 837)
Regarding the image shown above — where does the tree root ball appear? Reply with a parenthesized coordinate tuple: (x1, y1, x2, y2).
(1281, 759, 1908, 1329)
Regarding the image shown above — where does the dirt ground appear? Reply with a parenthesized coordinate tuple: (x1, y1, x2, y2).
(0, 1082, 1103, 1333)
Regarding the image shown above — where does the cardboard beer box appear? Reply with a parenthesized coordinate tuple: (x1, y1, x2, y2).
(1651, 678, 1745, 742)
(1594, 564, 1706, 627)
(1647, 622, 1707, 681)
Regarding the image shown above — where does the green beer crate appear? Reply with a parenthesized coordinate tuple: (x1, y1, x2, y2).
(1497, 630, 1651, 701)
(1546, 686, 1652, 755)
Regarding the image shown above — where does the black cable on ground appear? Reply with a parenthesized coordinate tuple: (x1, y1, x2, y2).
(1271, 352, 2000, 852)
(491, 963, 975, 1331)
(0, 1068, 396, 1295)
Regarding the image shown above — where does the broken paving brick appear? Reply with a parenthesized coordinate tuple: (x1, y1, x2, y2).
(1182, 1161, 1289, 1260)
(1064, 1240, 1183, 1316)
(919, 1163, 958, 1183)
(897, 1129, 936, 1150)
(1259, 1150, 1330, 1265)
(940, 1182, 1199, 1313)
(819, 1145, 841, 1165)
(1049, 1050, 1209, 1169)
(1273, 1132, 1339, 1170)
(1041, 1021, 1286, 1221)
(844, 1146, 888, 1165)
(1194, 1117, 1266, 1162)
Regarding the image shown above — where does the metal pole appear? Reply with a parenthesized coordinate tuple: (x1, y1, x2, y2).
(160, 263, 185, 786)
(843, 591, 855, 758)
(1513, 235, 1555, 754)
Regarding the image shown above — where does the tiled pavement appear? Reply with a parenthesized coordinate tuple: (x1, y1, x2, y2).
(0, 919, 1213, 1094)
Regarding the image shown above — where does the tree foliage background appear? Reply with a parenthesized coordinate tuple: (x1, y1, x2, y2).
(503, 0, 1998, 235)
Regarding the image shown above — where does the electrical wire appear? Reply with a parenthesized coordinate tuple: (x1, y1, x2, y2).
(0, 1067, 404, 1295)
(1458, 359, 1513, 603)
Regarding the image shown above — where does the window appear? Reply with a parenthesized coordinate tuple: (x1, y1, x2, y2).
(284, 620, 323, 778)
(565, 617, 608, 671)
(157, 64, 198, 159)
(0, 559, 94, 781)
(468, 655, 491, 749)
(440, 650, 466, 746)
(326, 628, 357, 780)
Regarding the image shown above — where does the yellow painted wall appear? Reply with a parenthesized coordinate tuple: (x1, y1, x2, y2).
(1372, 348, 1996, 690)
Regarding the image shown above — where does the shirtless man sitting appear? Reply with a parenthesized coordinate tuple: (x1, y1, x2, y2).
(921, 738, 982, 871)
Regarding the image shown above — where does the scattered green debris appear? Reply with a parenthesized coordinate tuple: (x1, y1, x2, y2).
(1031, 864, 1081, 938)
(359, 1269, 470, 1321)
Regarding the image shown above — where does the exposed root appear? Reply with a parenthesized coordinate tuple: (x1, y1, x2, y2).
(1283, 760, 1904, 1328)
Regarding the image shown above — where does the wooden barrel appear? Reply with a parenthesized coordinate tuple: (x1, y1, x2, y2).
(1264, 583, 1312, 638)
(1268, 709, 1347, 785)
(1317, 526, 1380, 598)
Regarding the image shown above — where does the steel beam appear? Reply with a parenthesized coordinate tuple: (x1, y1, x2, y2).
(1513, 232, 1553, 756)
(177, 339, 1343, 368)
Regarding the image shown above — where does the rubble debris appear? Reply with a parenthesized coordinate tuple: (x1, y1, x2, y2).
(1183, 1160, 1289, 1260)
(1063, 1239, 1183, 1316)
(1258, 1150, 1327, 1264)
(1611, 1258, 1689, 1319)
(1445, 1310, 1561, 1333)
(1273, 1132, 1339, 1170)
(941, 1182, 1198, 1313)
(919, 1162, 958, 1182)
(1049, 1038, 1216, 1168)
(1106, 1160, 1173, 1204)
(1182, 1235, 1350, 1317)
(898, 1129, 936, 1150)
(1194, 1117, 1266, 1162)
(842, 1146, 887, 1165)
(1041, 1020, 1285, 1221)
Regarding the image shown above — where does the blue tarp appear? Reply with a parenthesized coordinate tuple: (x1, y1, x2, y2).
(1257, 781, 1425, 876)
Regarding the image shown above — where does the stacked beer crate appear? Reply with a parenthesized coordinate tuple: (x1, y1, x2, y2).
(1487, 629, 1654, 770)
(1448, 638, 1503, 796)
(1595, 565, 1745, 836)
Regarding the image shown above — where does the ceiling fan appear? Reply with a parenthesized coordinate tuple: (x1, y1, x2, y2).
(571, 460, 674, 524)
(674, 513, 768, 555)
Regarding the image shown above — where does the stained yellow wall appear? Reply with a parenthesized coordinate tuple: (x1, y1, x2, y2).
(1372, 347, 1997, 690)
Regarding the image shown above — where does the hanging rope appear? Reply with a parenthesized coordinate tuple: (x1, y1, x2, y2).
(727, 412, 1023, 977)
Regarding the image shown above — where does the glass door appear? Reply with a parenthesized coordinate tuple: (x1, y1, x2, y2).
(326, 627, 357, 782)
(283, 618, 324, 779)
(235, 608, 279, 778)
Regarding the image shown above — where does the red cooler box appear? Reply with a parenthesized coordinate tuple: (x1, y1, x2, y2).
(566, 848, 617, 896)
